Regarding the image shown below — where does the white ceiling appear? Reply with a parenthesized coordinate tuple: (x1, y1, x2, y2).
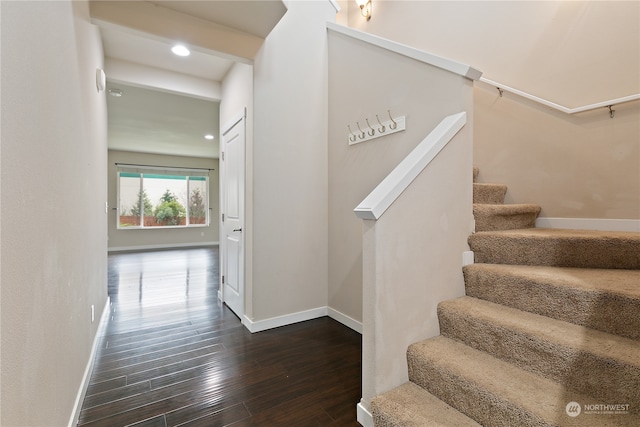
(95, 1, 287, 159)
(100, 25, 235, 81)
(146, 0, 288, 38)
(100, 23, 230, 159)
(106, 82, 220, 158)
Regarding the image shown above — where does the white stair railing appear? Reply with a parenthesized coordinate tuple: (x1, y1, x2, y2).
(354, 112, 467, 220)
(479, 77, 640, 118)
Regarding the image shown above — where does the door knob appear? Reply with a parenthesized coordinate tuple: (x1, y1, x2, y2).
(233, 228, 242, 232)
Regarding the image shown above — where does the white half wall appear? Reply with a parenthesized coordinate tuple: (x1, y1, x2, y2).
(361, 125, 473, 408)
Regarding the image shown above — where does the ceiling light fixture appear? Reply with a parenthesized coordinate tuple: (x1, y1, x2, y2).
(355, 0, 372, 21)
(171, 44, 190, 57)
(204, 134, 215, 140)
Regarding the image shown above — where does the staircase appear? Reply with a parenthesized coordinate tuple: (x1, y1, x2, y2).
(370, 168, 640, 426)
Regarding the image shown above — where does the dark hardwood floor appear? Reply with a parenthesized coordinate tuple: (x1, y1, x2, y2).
(77, 247, 362, 427)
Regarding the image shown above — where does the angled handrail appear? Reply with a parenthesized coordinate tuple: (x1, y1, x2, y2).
(479, 77, 640, 116)
(327, 23, 482, 81)
(354, 112, 467, 220)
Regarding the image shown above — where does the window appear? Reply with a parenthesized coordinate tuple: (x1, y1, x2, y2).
(117, 164, 209, 229)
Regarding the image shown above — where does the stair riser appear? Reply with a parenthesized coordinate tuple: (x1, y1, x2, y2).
(473, 184, 507, 204)
(371, 408, 404, 427)
(407, 351, 550, 427)
(438, 305, 640, 406)
(463, 266, 640, 340)
(469, 234, 640, 269)
(474, 212, 538, 231)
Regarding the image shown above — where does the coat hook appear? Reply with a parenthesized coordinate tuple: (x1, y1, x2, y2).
(497, 87, 504, 97)
(388, 110, 398, 130)
(347, 125, 357, 142)
(356, 122, 366, 139)
(365, 118, 376, 136)
(375, 115, 386, 133)
(608, 105, 615, 119)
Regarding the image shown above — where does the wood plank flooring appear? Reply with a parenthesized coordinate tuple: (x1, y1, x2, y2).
(78, 247, 362, 427)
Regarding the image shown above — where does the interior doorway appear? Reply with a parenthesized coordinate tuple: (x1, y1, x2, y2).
(219, 110, 246, 321)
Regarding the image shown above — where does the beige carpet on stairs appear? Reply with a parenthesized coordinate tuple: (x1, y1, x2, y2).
(406, 336, 639, 427)
(464, 263, 640, 339)
(473, 203, 541, 231)
(370, 168, 640, 427)
(472, 183, 506, 204)
(438, 296, 640, 406)
(371, 382, 481, 427)
(470, 228, 640, 269)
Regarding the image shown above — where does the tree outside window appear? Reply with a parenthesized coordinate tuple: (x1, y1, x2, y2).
(154, 189, 186, 226)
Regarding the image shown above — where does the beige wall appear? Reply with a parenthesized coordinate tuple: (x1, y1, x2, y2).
(1, 1, 108, 425)
(475, 85, 639, 219)
(107, 151, 219, 251)
(328, 30, 475, 324)
(346, 1, 639, 104)
(251, 1, 336, 321)
(344, 0, 640, 220)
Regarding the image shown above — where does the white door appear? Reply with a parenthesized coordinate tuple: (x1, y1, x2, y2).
(220, 110, 245, 320)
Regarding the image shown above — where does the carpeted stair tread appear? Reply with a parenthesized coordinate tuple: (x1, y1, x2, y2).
(371, 382, 481, 427)
(473, 183, 507, 204)
(469, 228, 640, 269)
(464, 264, 640, 339)
(438, 296, 640, 405)
(473, 203, 541, 231)
(407, 336, 640, 426)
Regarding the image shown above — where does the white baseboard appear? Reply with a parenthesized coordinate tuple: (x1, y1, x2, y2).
(328, 307, 363, 334)
(68, 298, 110, 427)
(462, 250, 475, 266)
(108, 241, 219, 252)
(357, 401, 374, 427)
(243, 306, 363, 334)
(535, 217, 639, 232)
(243, 306, 328, 333)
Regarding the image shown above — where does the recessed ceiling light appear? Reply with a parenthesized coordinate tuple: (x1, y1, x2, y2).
(171, 44, 190, 57)
(204, 134, 215, 140)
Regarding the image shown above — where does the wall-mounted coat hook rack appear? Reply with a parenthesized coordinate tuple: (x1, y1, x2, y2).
(347, 110, 406, 145)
